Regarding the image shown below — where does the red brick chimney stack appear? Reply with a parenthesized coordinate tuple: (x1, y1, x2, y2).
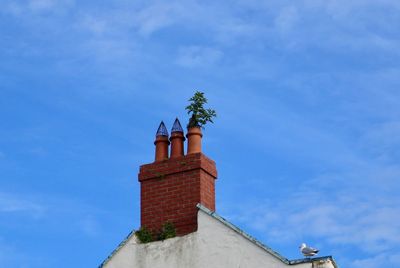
(169, 118, 185, 158)
(138, 119, 217, 236)
(154, 121, 169, 162)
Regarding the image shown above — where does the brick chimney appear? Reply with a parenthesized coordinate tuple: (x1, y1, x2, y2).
(138, 119, 217, 236)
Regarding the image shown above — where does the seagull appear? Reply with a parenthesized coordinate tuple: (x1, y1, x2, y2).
(299, 243, 319, 257)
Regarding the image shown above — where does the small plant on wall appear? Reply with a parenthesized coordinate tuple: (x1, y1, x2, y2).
(135, 226, 153, 243)
(135, 222, 176, 243)
(185, 91, 216, 129)
(158, 222, 176, 240)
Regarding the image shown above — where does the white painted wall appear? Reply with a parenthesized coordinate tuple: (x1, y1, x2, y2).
(102, 210, 334, 268)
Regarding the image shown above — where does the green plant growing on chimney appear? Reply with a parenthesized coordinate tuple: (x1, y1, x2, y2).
(158, 222, 176, 240)
(135, 226, 153, 243)
(135, 222, 176, 243)
(186, 91, 216, 129)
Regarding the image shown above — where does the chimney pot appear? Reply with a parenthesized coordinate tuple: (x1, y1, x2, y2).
(140, 121, 217, 236)
(154, 121, 170, 161)
(170, 118, 185, 158)
(186, 127, 203, 154)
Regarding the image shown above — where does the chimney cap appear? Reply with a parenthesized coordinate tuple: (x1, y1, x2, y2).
(156, 121, 169, 137)
(171, 118, 184, 133)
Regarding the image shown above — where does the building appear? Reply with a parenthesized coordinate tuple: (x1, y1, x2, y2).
(99, 119, 338, 268)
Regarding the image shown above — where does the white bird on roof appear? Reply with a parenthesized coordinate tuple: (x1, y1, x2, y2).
(299, 243, 319, 257)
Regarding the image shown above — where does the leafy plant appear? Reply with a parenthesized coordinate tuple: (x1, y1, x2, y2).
(158, 222, 176, 240)
(185, 91, 216, 129)
(135, 226, 153, 243)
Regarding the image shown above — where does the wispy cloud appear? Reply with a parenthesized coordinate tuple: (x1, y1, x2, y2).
(133, 2, 185, 36)
(352, 252, 400, 268)
(0, 192, 45, 218)
(176, 46, 223, 68)
(28, 0, 59, 12)
(4, 0, 399, 83)
(0, 191, 106, 234)
(274, 6, 299, 34)
(0, 238, 26, 267)
(2, 1, 399, 267)
(215, 83, 400, 264)
(223, 159, 400, 258)
(78, 214, 101, 237)
(4, 0, 74, 15)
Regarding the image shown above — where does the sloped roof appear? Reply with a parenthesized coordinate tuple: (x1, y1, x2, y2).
(98, 230, 136, 268)
(99, 204, 339, 268)
(197, 204, 339, 268)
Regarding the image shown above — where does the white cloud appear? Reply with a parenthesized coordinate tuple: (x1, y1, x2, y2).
(224, 163, 400, 254)
(216, 91, 400, 259)
(134, 3, 182, 36)
(80, 38, 138, 62)
(0, 238, 24, 266)
(358, 121, 400, 162)
(352, 252, 400, 268)
(80, 15, 109, 36)
(79, 215, 101, 237)
(176, 46, 223, 68)
(274, 6, 299, 34)
(5, 0, 398, 80)
(28, 0, 56, 11)
(4, 0, 74, 15)
(3, 2, 24, 16)
(0, 192, 45, 218)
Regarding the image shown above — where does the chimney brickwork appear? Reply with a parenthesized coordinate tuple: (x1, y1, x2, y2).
(138, 120, 217, 236)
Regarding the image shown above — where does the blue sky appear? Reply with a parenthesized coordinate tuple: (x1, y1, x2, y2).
(1, 0, 400, 267)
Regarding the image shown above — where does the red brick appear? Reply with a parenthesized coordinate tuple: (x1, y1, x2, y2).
(138, 152, 217, 236)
